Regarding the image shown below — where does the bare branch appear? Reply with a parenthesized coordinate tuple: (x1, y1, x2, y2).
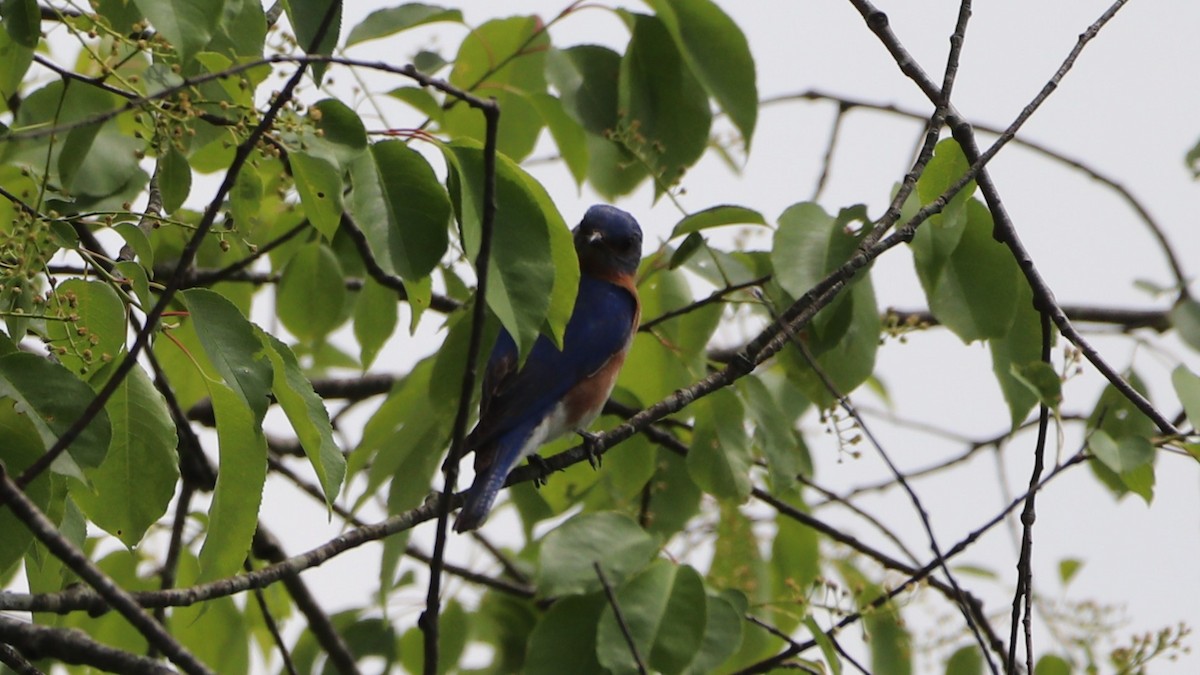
(253, 530, 360, 675)
(0, 616, 172, 675)
(0, 467, 212, 675)
(595, 562, 648, 675)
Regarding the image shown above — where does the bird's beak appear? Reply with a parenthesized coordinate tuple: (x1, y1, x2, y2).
(586, 230, 604, 245)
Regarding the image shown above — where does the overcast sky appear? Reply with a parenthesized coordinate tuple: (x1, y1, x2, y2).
(244, 2, 1200, 672)
(22, 1, 1200, 672)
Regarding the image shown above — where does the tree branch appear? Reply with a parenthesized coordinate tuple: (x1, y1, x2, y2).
(422, 86, 501, 675)
(0, 466, 212, 675)
(0, 616, 172, 675)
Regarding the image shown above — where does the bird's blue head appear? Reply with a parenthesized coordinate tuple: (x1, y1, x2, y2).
(574, 205, 643, 279)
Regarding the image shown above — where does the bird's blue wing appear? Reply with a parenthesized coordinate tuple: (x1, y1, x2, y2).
(467, 277, 637, 451)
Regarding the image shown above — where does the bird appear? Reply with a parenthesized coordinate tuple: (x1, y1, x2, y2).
(453, 205, 643, 532)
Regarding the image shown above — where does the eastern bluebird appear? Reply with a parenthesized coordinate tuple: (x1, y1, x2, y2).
(453, 205, 643, 532)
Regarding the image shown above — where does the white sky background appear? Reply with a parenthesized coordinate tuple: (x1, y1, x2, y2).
(259, 1, 1200, 673)
(15, 1, 1200, 673)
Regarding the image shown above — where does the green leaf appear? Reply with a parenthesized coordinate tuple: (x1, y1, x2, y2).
(546, 45, 621, 136)
(197, 381, 267, 581)
(0, 403, 53, 575)
(345, 4, 462, 46)
(596, 561, 708, 675)
(402, 274, 432, 332)
(354, 277, 398, 368)
(261, 333, 345, 509)
(194, 51, 248, 108)
(43, 279, 127, 377)
(307, 98, 368, 168)
(413, 49, 447, 74)
(205, 0, 266, 60)
(989, 281, 1043, 428)
(913, 198, 1019, 342)
(54, 84, 124, 194)
(804, 616, 842, 675)
(276, 241, 347, 342)
(1058, 558, 1083, 587)
(0, 353, 112, 470)
(1087, 372, 1156, 441)
(771, 507, 821, 629)
(945, 646, 983, 675)
(284, 0, 340, 83)
(621, 265, 717, 403)
(230, 166, 262, 233)
(781, 274, 881, 408)
(443, 16, 548, 160)
(1034, 654, 1072, 675)
(683, 591, 744, 674)
(172, 552, 250, 673)
(1010, 361, 1062, 410)
(1170, 297, 1200, 353)
(72, 365, 178, 547)
(525, 593, 607, 675)
(359, 140, 451, 280)
(0, 27, 34, 113)
(1172, 365, 1200, 431)
(131, 0, 225, 65)
(537, 512, 657, 597)
(1088, 429, 1155, 503)
(386, 86, 443, 123)
(740, 375, 806, 491)
(642, 448, 702, 538)
(916, 138, 976, 238)
(158, 145, 192, 213)
(1, 0, 39, 48)
(688, 388, 752, 501)
(527, 92, 589, 186)
(837, 560, 912, 675)
(443, 140, 577, 357)
(289, 150, 344, 240)
(182, 288, 273, 423)
(619, 13, 712, 194)
(113, 223, 154, 269)
(356, 355, 454, 513)
(643, 0, 757, 146)
(772, 202, 869, 298)
(671, 205, 766, 238)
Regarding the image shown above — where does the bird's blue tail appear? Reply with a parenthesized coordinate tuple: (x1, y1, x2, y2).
(453, 426, 535, 532)
(453, 463, 509, 532)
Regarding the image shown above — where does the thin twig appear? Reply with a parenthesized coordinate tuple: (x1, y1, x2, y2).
(760, 282, 1000, 669)
(421, 92, 501, 675)
(1008, 313, 1053, 673)
(639, 275, 770, 332)
(764, 90, 1187, 294)
(811, 104, 847, 202)
(594, 562, 648, 675)
(253, 530, 360, 675)
(735, 452, 1089, 674)
(845, 0, 1172, 439)
(245, 558, 300, 675)
(194, 220, 308, 286)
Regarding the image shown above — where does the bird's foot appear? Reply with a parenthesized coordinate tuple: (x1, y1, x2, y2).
(577, 430, 603, 469)
(527, 454, 551, 487)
